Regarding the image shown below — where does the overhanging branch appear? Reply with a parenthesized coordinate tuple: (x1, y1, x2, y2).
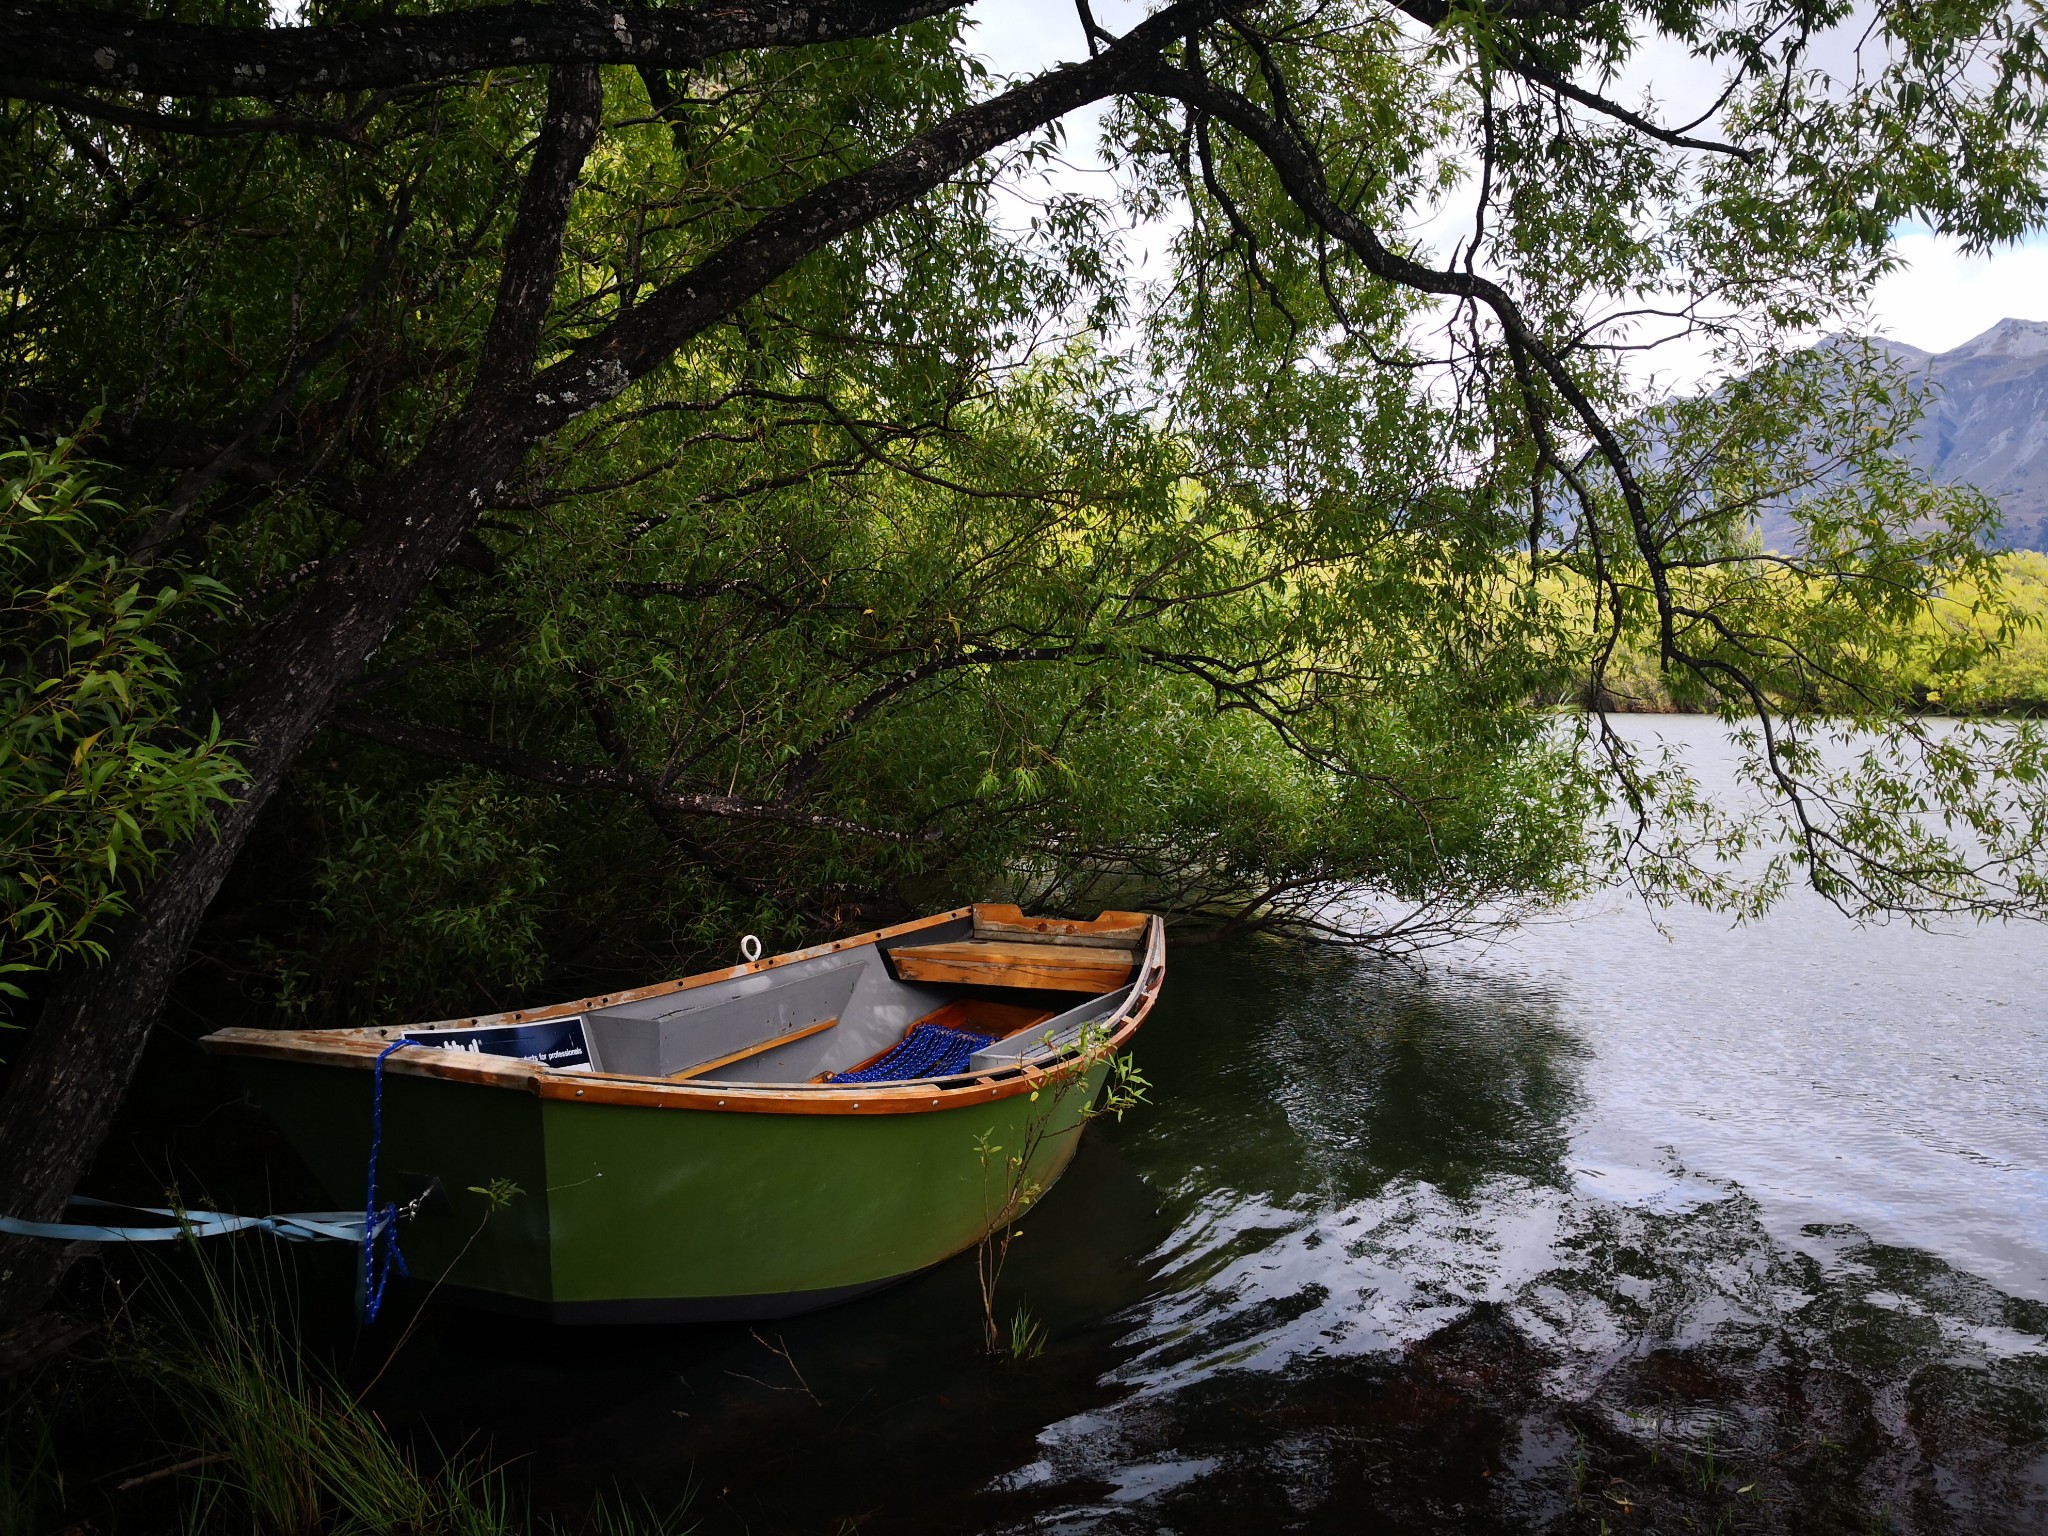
(1141, 62, 1680, 666)
(0, 0, 963, 99)
(515, 0, 1228, 437)
(331, 708, 936, 843)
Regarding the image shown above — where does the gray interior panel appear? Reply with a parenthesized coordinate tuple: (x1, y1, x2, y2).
(579, 920, 975, 1082)
(585, 964, 860, 1077)
(695, 944, 954, 1083)
(968, 984, 1132, 1070)
(576, 919, 1135, 1084)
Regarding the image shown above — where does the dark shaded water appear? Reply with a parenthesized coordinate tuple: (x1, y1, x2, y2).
(354, 721, 2048, 1533)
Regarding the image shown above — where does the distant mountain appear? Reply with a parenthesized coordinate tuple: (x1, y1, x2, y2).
(1758, 317, 2048, 552)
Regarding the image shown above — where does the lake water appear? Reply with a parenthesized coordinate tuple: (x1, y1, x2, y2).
(382, 716, 2048, 1534)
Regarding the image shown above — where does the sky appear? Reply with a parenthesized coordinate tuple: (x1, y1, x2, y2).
(1869, 231, 2048, 354)
(962, 0, 2046, 367)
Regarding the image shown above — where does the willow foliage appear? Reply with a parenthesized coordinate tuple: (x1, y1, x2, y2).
(0, 429, 242, 989)
(1, 0, 2044, 1025)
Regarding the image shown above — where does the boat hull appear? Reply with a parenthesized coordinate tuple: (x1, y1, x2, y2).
(236, 1053, 1111, 1322)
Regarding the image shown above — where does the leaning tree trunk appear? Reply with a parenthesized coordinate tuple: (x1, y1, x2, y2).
(0, 825, 254, 1318)
(0, 424, 513, 1323)
(0, 66, 601, 1326)
(0, 405, 540, 1323)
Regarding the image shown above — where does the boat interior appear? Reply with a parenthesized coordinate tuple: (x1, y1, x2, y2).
(399, 906, 1152, 1088)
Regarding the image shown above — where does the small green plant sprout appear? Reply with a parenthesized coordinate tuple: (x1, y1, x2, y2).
(971, 1020, 1149, 1355)
(361, 1177, 528, 1394)
(972, 1130, 1042, 1355)
(1093, 1049, 1150, 1123)
(468, 1178, 526, 1212)
(1006, 1304, 1048, 1362)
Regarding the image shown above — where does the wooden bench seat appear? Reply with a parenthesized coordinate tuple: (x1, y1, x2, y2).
(971, 904, 1147, 948)
(888, 939, 1138, 992)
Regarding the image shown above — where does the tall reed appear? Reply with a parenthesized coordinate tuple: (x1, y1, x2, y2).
(125, 1240, 687, 1536)
(136, 1246, 510, 1536)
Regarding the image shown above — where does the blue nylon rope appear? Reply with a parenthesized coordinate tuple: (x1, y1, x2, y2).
(361, 1042, 411, 1323)
(827, 1024, 995, 1085)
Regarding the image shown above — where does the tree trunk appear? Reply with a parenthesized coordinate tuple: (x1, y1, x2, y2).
(0, 65, 603, 1326)
(0, 410, 539, 1322)
(0, 827, 246, 1317)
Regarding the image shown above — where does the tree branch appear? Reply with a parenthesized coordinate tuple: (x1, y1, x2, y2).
(331, 708, 935, 843)
(512, 0, 1227, 438)
(0, 0, 963, 99)
(0, 77, 371, 137)
(1140, 63, 1679, 666)
(476, 63, 603, 386)
(1490, 50, 1753, 160)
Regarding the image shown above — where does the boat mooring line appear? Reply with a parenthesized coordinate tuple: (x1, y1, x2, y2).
(360, 1042, 413, 1324)
(0, 1197, 367, 1245)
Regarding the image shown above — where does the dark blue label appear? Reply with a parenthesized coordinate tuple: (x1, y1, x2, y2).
(405, 1016, 591, 1071)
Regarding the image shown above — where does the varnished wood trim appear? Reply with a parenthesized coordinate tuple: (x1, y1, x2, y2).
(202, 914, 1166, 1118)
(970, 904, 1148, 948)
(890, 939, 1136, 991)
(667, 1016, 838, 1081)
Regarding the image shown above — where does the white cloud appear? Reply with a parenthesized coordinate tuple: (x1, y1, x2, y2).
(1867, 233, 2048, 354)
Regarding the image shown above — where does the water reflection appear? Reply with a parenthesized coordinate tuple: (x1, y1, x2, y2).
(986, 943, 2048, 1535)
(1140, 944, 1590, 1203)
(1085, 949, 1590, 1396)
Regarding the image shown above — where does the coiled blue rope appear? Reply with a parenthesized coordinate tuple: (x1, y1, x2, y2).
(361, 1042, 411, 1323)
(827, 1023, 994, 1084)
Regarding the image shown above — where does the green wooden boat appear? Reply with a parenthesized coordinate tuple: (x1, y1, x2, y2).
(201, 905, 1163, 1322)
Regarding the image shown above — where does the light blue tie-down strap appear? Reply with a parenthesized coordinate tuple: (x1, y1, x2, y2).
(0, 1195, 366, 1244)
(0, 1043, 416, 1326)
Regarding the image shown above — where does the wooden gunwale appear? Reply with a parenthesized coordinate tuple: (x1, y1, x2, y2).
(200, 914, 1165, 1118)
(425, 906, 972, 1029)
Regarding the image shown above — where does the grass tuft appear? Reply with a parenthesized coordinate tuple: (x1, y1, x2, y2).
(0, 1400, 60, 1536)
(114, 1242, 688, 1536)
(1006, 1304, 1048, 1363)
